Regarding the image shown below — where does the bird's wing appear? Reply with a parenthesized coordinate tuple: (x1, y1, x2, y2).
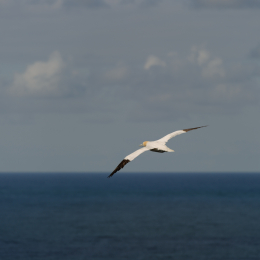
(108, 147, 148, 178)
(157, 125, 207, 144)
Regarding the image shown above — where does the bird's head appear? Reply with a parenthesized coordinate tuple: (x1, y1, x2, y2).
(139, 141, 148, 147)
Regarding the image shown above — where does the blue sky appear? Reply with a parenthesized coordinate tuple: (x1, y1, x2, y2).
(0, 0, 259, 172)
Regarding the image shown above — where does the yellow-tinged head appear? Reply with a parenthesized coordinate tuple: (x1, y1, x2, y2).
(139, 141, 148, 147)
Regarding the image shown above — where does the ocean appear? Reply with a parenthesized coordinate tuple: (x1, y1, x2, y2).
(1, 173, 260, 260)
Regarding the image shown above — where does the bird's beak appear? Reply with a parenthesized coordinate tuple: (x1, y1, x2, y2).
(139, 144, 143, 147)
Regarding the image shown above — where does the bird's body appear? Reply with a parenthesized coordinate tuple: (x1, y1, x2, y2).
(108, 126, 207, 178)
(145, 141, 174, 152)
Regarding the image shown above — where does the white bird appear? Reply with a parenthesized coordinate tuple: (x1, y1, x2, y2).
(108, 126, 207, 178)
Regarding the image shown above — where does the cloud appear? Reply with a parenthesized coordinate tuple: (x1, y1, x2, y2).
(144, 55, 166, 70)
(9, 52, 70, 97)
(0, 0, 107, 11)
(201, 58, 225, 78)
(0, 0, 162, 11)
(3, 47, 260, 122)
(104, 63, 128, 82)
(111, 0, 161, 8)
(62, 0, 108, 8)
(188, 47, 225, 78)
(197, 50, 210, 66)
(123, 47, 260, 121)
(0, 0, 63, 11)
(191, 0, 260, 9)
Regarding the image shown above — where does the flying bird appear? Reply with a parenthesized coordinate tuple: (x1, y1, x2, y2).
(108, 125, 207, 178)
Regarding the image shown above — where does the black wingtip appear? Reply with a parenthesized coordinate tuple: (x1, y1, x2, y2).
(183, 125, 208, 132)
(107, 159, 130, 178)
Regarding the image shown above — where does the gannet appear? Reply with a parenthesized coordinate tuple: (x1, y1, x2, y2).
(108, 126, 207, 178)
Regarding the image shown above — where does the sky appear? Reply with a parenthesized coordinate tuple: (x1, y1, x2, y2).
(0, 0, 259, 173)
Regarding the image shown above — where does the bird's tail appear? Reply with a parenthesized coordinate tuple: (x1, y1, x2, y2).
(165, 145, 174, 152)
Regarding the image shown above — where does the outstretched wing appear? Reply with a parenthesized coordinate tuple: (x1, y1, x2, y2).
(108, 147, 148, 178)
(157, 125, 207, 144)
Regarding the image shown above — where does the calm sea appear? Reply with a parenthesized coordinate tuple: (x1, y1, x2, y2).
(1, 173, 260, 260)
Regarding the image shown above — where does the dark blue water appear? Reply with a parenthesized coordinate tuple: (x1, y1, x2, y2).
(1, 173, 260, 260)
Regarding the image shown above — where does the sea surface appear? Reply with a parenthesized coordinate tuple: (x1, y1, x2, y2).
(1, 172, 260, 260)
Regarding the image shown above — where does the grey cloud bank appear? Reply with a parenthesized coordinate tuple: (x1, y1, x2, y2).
(2, 0, 260, 11)
(3, 47, 259, 121)
(191, 0, 260, 9)
(0, 0, 162, 10)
